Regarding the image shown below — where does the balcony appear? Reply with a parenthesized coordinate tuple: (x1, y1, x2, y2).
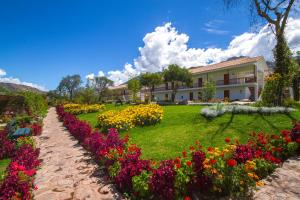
(153, 76, 256, 92)
(215, 76, 256, 86)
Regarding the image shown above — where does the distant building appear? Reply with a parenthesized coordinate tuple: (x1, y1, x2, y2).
(153, 56, 268, 102)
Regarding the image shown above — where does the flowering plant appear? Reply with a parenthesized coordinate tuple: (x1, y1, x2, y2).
(57, 105, 300, 200)
(98, 104, 163, 131)
(63, 103, 105, 115)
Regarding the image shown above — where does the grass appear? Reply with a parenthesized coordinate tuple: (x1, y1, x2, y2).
(78, 104, 300, 161)
(0, 158, 10, 181)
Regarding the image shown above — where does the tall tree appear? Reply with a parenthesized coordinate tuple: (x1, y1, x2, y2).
(57, 75, 81, 100)
(140, 72, 162, 102)
(224, 0, 298, 104)
(89, 76, 113, 101)
(128, 78, 141, 103)
(163, 64, 192, 102)
(290, 51, 300, 100)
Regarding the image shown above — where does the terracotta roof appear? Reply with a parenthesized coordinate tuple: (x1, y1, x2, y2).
(108, 83, 127, 90)
(189, 56, 265, 74)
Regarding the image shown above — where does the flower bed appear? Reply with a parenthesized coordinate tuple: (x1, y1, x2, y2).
(63, 103, 105, 115)
(0, 129, 40, 200)
(97, 104, 163, 131)
(57, 105, 300, 199)
(201, 105, 295, 119)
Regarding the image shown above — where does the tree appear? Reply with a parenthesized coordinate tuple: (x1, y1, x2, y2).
(201, 81, 216, 102)
(140, 72, 162, 102)
(88, 76, 113, 101)
(224, 0, 298, 104)
(128, 78, 141, 103)
(57, 75, 81, 100)
(289, 51, 300, 100)
(74, 87, 97, 104)
(163, 64, 193, 102)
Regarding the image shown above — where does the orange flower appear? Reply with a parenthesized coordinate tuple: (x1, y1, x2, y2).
(189, 146, 195, 151)
(182, 151, 187, 157)
(225, 138, 231, 143)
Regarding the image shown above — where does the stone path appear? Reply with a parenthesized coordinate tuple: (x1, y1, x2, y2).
(254, 155, 300, 200)
(34, 108, 121, 200)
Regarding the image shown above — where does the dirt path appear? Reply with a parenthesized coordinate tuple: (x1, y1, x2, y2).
(34, 108, 120, 200)
(254, 155, 300, 200)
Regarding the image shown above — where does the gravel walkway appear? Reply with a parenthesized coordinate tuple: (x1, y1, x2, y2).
(34, 108, 120, 200)
(254, 155, 300, 200)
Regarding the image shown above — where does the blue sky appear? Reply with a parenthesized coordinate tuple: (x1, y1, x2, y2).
(0, 0, 299, 90)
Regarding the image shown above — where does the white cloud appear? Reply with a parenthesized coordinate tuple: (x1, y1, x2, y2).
(86, 73, 95, 80)
(0, 69, 6, 76)
(104, 18, 300, 85)
(98, 70, 105, 77)
(203, 20, 229, 35)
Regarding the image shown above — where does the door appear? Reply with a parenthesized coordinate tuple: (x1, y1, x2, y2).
(224, 90, 230, 99)
(248, 87, 255, 101)
(189, 92, 194, 101)
(224, 74, 229, 85)
(198, 78, 203, 87)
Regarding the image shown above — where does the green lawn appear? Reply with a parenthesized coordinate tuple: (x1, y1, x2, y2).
(78, 105, 300, 161)
(0, 158, 10, 181)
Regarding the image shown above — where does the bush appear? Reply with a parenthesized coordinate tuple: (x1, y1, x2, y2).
(261, 73, 282, 106)
(98, 104, 163, 131)
(201, 105, 295, 119)
(16, 137, 36, 149)
(0, 130, 15, 159)
(63, 103, 105, 115)
(22, 91, 48, 117)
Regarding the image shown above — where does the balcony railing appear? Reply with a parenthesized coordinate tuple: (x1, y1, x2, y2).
(153, 76, 256, 92)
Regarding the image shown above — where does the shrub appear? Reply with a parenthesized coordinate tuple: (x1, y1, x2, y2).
(261, 73, 282, 106)
(31, 123, 42, 136)
(0, 130, 15, 159)
(150, 160, 176, 200)
(201, 105, 294, 118)
(98, 104, 163, 131)
(22, 91, 48, 117)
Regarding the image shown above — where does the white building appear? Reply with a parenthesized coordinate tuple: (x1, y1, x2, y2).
(153, 56, 269, 102)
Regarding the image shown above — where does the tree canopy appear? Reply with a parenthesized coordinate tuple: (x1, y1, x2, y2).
(57, 74, 81, 100)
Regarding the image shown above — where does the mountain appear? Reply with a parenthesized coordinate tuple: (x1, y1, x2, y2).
(0, 82, 45, 94)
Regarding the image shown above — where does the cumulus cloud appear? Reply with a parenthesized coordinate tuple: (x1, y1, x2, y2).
(105, 18, 300, 85)
(0, 69, 6, 76)
(0, 75, 47, 91)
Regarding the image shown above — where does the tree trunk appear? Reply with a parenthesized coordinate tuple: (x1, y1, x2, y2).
(293, 77, 300, 101)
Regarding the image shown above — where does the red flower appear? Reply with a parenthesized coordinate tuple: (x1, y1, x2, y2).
(176, 163, 181, 169)
(227, 159, 237, 167)
(225, 137, 231, 143)
(285, 136, 292, 143)
(296, 138, 300, 143)
(186, 160, 192, 167)
(207, 147, 214, 152)
(184, 197, 192, 200)
(255, 150, 262, 158)
(182, 151, 187, 157)
(281, 130, 290, 137)
(210, 159, 217, 165)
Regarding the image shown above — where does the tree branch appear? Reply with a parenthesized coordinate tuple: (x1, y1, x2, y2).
(254, 0, 277, 24)
(281, 0, 295, 31)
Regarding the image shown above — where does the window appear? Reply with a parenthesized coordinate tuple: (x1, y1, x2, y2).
(164, 93, 168, 101)
(198, 78, 203, 87)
